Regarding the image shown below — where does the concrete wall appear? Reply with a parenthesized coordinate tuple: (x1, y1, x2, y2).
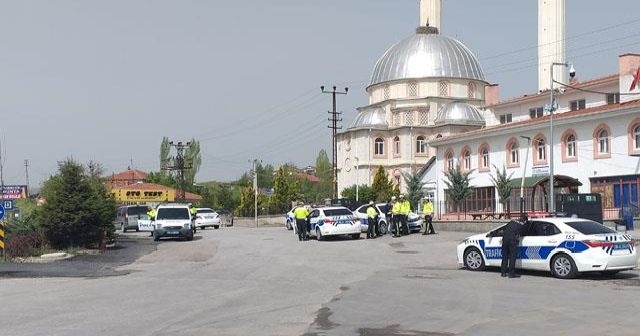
(234, 215, 285, 228)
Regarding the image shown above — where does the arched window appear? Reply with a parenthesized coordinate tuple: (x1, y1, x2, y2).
(468, 82, 476, 99)
(626, 119, 640, 155)
(445, 149, 454, 171)
(561, 130, 578, 162)
(635, 125, 640, 149)
(374, 138, 384, 155)
(506, 139, 520, 167)
(598, 129, 609, 153)
(461, 147, 471, 171)
(533, 134, 547, 165)
(416, 136, 426, 154)
(393, 136, 400, 156)
(439, 81, 449, 96)
(593, 124, 611, 159)
(478, 144, 490, 171)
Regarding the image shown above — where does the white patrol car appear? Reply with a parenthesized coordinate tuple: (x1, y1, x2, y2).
(307, 206, 361, 241)
(458, 217, 637, 279)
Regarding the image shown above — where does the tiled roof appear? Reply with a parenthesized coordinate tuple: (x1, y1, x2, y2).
(109, 169, 148, 181)
(293, 172, 320, 183)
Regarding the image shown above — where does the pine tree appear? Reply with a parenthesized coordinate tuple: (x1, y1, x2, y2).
(443, 165, 474, 219)
(490, 165, 514, 217)
(403, 172, 426, 211)
(371, 166, 393, 201)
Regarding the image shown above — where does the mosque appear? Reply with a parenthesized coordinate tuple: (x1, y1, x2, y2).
(336, 0, 640, 218)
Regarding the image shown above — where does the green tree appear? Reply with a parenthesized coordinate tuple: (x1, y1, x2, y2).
(315, 149, 332, 200)
(490, 165, 514, 217)
(38, 159, 116, 248)
(403, 172, 426, 211)
(184, 139, 201, 186)
(160, 136, 171, 169)
(443, 165, 474, 219)
(256, 162, 275, 189)
(341, 184, 376, 204)
(236, 186, 255, 217)
(270, 166, 299, 213)
(145, 171, 177, 188)
(371, 166, 393, 201)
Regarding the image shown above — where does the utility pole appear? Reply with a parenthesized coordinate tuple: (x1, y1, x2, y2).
(163, 141, 192, 202)
(24, 159, 30, 198)
(252, 159, 258, 227)
(321, 85, 348, 199)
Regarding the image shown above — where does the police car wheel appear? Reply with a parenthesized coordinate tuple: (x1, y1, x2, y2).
(317, 228, 324, 241)
(463, 247, 486, 271)
(550, 253, 578, 279)
(378, 221, 387, 235)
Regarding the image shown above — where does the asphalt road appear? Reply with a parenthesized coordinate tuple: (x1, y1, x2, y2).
(0, 227, 638, 336)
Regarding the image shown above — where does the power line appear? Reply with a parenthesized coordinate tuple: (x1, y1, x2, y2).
(162, 140, 193, 202)
(321, 85, 348, 199)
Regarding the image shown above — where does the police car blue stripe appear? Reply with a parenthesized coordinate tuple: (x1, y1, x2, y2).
(480, 241, 589, 260)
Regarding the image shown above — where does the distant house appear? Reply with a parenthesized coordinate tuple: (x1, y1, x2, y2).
(107, 168, 148, 188)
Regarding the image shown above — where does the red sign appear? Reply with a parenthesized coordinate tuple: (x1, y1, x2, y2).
(1, 186, 28, 200)
(631, 67, 640, 92)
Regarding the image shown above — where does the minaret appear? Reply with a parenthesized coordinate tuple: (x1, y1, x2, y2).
(538, 0, 566, 91)
(420, 0, 441, 30)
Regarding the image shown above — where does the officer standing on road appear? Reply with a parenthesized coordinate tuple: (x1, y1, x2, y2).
(189, 204, 198, 234)
(422, 197, 436, 235)
(147, 206, 156, 237)
(366, 201, 379, 239)
(501, 214, 527, 278)
(293, 201, 310, 241)
(399, 194, 411, 235)
(391, 196, 401, 237)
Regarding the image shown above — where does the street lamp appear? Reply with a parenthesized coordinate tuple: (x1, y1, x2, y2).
(354, 157, 359, 202)
(519, 136, 531, 216)
(548, 62, 575, 215)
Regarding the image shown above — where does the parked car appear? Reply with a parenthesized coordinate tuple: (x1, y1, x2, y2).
(195, 208, 221, 230)
(114, 205, 151, 233)
(152, 203, 194, 241)
(352, 203, 390, 233)
(306, 206, 361, 241)
(285, 207, 295, 230)
(458, 217, 637, 279)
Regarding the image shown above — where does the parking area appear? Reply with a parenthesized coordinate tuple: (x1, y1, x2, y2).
(0, 227, 639, 336)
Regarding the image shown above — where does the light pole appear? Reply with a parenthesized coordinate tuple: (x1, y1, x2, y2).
(354, 157, 359, 202)
(548, 62, 575, 215)
(519, 136, 531, 216)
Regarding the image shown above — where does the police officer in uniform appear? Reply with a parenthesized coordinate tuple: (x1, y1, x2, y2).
(390, 196, 401, 237)
(189, 204, 198, 234)
(422, 197, 435, 235)
(293, 201, 309, 241)
(366, 201, 379, 239)
(147, 206, 156, 237)
(501, 214, 527, 278)
(399, 194, 411, 235)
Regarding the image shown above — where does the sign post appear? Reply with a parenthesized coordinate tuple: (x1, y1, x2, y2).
(0, 204, 5, 258)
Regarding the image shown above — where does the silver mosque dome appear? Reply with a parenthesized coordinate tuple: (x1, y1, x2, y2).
(348, 107, 388, 129)
(434, 101, 485, 126)
(369, 30, 485, 87)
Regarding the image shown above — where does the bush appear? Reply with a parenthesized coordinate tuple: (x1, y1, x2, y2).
(5, 231, 48, 258)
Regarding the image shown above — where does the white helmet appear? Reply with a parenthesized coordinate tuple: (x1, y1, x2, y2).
(391, 196, 396, 200)
(369, 201, 374, 205)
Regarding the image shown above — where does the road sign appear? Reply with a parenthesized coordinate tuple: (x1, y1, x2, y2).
(532, 166, 550, 178)
(3, 200, 13, 210)
(0, 204, 5, 220)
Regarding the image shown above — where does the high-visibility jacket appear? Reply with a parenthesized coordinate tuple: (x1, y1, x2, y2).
(293, 206, 309, 220)
(422, 202, 434, 216)
(399, 200, 411, 215)
(190, 207, 197, 216)
(366, 206, 378, 218)
(391, 202, 402, 215)
(147, 209, 156, 220)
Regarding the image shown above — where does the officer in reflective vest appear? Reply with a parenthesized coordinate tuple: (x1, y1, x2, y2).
(293, 201, 310, 241)
(399, 194, 411, 235)
(391, 196, 402, 238)
(422, 197, 436, 235)
(366, 201, 379, 239)
(147, 207, 157, 237)
(189, 204, 198, 233)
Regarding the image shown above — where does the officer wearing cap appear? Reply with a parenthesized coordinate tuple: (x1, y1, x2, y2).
(390, 196, 401, 237)
(398, 194, 411, 235)
(293, 201, 310, 241)
(422, 196, 435, 235)
(501, 214, 528, 278)
(366, 201, 379, 239)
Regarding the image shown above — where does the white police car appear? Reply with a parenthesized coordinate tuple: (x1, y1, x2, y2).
(457, 217, 637, 279)
(306, 206, 361, 241)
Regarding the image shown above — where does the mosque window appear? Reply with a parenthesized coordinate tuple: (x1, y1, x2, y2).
(529, 107, 544, 119)
(407, 82, 418, 97)
(506, 138, 519, 167)
(478, 144, 490, 171)
(416, 136, 426, 155)
(635, 125, 640, 149)
(439, 81, 449, 97)
(570, 99, 586, 111)
(392, 112, 401, 127)
(444, 149, 454, 171)
(374, 138, 385, 156)
(562, 130, 577, 162)
(383, 85, 390, 100)
(499, 114, 512, 124)
(461, 147, 471, 171)
(606, 93, 620, 105)
(393, 136, 401, 156)
(404, 111, 414, 126)
(631, 120, 640, 154)
(419, 108, 429, 125)
(533, 135, 547, 165)
(468, 82, 476, 99)
(593, 124, 611, 159)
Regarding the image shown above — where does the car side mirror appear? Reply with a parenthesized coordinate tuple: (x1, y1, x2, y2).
(486, 232, 493, 238)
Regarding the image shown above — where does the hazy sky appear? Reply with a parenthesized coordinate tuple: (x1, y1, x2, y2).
(1, 0, 639, 187)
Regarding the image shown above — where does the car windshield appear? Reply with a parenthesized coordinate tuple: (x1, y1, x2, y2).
(198, 209, 214, 214)
(324, 209, 352, 217)
(127, 206, 149, 215)
(378, 204, 389, 213)
(565, 220, 615, 235)
(156, 208, 190, 220)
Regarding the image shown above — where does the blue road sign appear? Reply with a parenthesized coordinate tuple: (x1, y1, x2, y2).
(3, 200, 13, 210)
(0, 204, 5, 220)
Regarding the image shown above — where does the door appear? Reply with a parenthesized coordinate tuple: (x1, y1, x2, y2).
(308, 209, 320, 236)
(520, 220, 563, 271)
(482, 225, 506, 267)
